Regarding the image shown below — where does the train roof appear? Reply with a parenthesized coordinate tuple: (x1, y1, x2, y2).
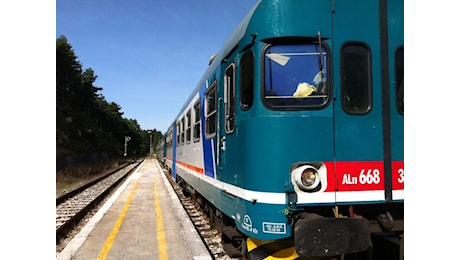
(167, 1, 261, 132)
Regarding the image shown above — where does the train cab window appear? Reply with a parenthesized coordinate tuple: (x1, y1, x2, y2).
(225, 64, 235, 133)
(395, 47, 404, 115)
(240, 51, 254, 110)
(341, 43, 372, 114)
(205, 81, 217, 138)
(186, 109, 191, 144)
(193, 100, 201, 142)
(263, 44, 329, 109)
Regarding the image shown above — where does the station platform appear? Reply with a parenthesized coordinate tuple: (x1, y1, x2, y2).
(57, 158, 212, 260)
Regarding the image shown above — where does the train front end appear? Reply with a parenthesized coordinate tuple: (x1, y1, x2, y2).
(220, 0, 404, 258)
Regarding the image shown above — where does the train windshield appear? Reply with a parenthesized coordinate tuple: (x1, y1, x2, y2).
(263, 44, 329, 109)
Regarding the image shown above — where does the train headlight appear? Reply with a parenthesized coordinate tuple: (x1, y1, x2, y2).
(292, 165, 321, 191)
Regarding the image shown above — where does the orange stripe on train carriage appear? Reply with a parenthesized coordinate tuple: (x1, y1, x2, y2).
(176, 160, 204, 174)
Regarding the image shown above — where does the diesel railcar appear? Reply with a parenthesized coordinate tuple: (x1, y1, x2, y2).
(157, 0, 403, 259)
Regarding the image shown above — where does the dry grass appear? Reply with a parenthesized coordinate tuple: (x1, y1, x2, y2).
(56, 160, 123, 197)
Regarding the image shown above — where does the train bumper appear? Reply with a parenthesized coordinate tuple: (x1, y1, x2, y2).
(294, 213, 371, 257)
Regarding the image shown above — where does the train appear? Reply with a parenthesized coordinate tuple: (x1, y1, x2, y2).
(156, 0, 403, 259)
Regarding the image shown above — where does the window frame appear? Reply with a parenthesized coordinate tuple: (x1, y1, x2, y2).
(176, 121, 180, 146)
(240, 50, 254, 111)
(186, 109, 191, 144)
(394, 46, 404, 116)
(166, 129, 172, 149)
(193, 99, 201, 142)
(205, 81, 217, 139)
(262, 42, 331, 111)
(224, 63, 236, 134)
(340, 41, 373, 115)
(181, 117, 185, 145)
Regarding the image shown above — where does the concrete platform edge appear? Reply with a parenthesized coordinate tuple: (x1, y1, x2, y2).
(154, 160, 212, 260)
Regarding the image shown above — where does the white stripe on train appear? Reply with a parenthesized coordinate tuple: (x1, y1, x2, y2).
(173, 162, 403, 205)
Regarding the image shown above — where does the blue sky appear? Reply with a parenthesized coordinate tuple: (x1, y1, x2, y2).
(56, 0, 259, 133)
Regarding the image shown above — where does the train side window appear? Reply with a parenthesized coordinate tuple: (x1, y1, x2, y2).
(205, 81, 217, 138)
(395, 47, 404, 115)
(181, 117, 185, 145)
(240, 51, 254, 110)
(341, 43, 372, 114)
(193, 99, 201, 142)
(225, 64, 235, 133)
(186, 109, 191, 144)
(167, 130, 172, 148)
(176, 122, 180, 146)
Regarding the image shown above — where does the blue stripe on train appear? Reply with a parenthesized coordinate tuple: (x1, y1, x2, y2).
(199, 85, 215, 178)
(172, 125, 177, 180)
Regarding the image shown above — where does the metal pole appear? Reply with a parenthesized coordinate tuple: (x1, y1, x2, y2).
(124, 136, 131, 157)
(148, 131, 152, 157)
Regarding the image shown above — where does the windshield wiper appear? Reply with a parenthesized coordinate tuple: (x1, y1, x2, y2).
(315, 31, 325, 93)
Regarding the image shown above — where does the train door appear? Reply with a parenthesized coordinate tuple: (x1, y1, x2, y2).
(203, 79, 218, 178)
(217, 51, 237, 183)
(332, 0, 391, 203)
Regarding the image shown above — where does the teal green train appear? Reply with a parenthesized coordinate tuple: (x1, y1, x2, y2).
(156, 0, 403, 259)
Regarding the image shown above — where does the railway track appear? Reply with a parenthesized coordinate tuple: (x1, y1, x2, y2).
(56, 160, 143, 245)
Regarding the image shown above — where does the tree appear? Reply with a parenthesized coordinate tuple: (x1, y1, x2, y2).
(56, 35, 163, 161)
(56, 35, 82, 108)
(79, 68, 102, 113)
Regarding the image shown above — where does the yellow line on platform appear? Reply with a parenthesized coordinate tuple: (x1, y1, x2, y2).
(154, 175, 168, 259)
(97, 176, 141, 260)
